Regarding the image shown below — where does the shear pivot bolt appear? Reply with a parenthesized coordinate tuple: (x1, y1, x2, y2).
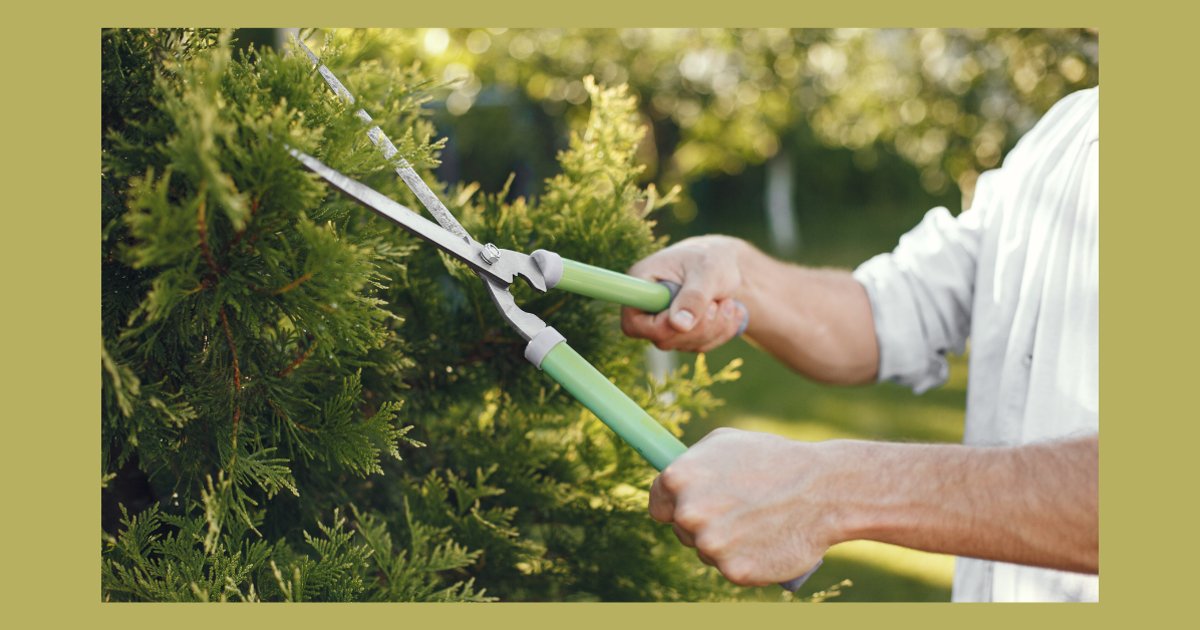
(480, 243, 502, 265)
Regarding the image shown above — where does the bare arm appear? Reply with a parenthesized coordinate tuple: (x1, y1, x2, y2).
(625, 237, 1099, 584)
(649, 429, 1098, 586)
(620, 235, 879, 384)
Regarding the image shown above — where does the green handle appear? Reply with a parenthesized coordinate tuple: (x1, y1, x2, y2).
(529, 331, 816, 590)
(558, 259, 673, 313)
(539, 341, 686, 471)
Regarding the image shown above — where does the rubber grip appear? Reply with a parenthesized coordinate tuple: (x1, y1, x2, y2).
(536, 338, 815, 591)
(552, 259, 749, 335)
(557, 259, 673, 312)
(539, 341, 688, 471)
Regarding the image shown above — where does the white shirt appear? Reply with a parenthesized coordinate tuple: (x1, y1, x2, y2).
(852, 87, 1099, 602)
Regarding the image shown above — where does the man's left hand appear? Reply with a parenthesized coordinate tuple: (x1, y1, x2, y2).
(649, 428, 839, 586)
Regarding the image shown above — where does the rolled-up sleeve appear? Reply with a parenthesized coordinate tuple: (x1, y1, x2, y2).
(853, 202, 987, 394)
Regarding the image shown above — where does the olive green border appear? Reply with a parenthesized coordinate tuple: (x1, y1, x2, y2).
(10, 0, 1187, 626)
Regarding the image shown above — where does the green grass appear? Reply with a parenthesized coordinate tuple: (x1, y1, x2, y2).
(676, 338, 969, 602)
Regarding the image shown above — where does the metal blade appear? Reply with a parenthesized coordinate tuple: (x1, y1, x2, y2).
(290, 34, 549, 294)
(289, 148, 516, 285)
(482, 278, 549, 341)
(295, 36, 471, 242)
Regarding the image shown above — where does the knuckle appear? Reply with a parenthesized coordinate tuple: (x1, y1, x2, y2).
(676, 288, 710, 309)
(673, 505, 706, 531)
(684, 319, 726, 348)
(694, 530, 728, 558)
(657, 467, 684, 493)
(720, 559, 756, 586)
(667, 341, 695, 354)
(667, 333, 705, 352)
(708, 427, 736, 439)
(626, 254, 660, 277)
(715, 317, 739, 343)
(672, 524, 695, 547)
(648, 481, 670, 520)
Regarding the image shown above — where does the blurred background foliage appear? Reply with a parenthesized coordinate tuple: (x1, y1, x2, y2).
(308, 28, 1097, 223)
(243, 27, 1098, 601)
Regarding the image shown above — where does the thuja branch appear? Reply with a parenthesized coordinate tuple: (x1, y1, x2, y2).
(196, 185, 222, 278)
(272, 272, 313, 296)
(266, 396, 317, 434)
(218, 306, 243, 459)
(278, 339, 316, 377)
(229, 198, 261, 248)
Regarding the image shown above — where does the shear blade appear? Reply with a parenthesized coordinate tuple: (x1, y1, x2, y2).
(289, 147, 548, 292)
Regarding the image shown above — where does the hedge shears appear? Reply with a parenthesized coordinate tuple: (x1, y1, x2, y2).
(292, 39, 819, 591)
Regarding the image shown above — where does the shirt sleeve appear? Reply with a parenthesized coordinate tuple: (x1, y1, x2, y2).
(852, 200, 989, 394)
(851, 87, 1097, 394)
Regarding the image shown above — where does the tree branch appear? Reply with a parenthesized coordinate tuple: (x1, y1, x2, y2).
(278, 339, 316, 378)
(272, 272, 314, 296)
(218, 306, 243, 457)
(196, 185, 222, 278)
(229, 197, 260, 248)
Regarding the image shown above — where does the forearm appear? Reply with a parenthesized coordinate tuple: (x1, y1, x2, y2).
(829, 435, 1099, 574)
(732, 240, 879, 384)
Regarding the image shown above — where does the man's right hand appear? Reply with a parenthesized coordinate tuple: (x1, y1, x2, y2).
(620, 233, 880, 385)
(620, 235, 750, 353)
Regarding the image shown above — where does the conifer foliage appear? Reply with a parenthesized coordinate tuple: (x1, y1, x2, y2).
(102, 29, 741, 602)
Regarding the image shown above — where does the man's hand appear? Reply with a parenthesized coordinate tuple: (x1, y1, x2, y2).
(621, 235, 881, 385)
(621, 235, 749, 353)
(650, 428, 1099, 586)
(649, 428, 835, 586)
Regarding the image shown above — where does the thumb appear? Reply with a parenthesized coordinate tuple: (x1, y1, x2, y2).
(668, 278, 716, 333)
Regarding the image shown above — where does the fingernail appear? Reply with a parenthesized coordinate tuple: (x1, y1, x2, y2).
(721, 301, 735, 318)
(706, 303, 718, 320)
(671, 309, 696, 331)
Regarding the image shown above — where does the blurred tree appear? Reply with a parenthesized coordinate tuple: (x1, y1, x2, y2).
(317, 28, 1098, 213)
